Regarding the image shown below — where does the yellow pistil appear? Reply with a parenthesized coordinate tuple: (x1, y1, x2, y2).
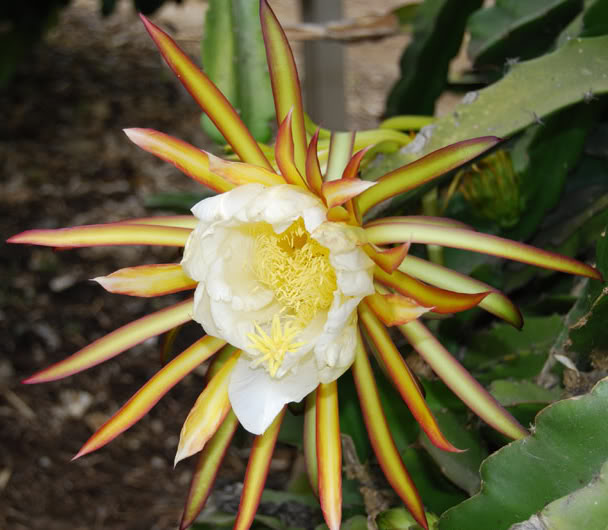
(247, 315, 305, 377)
(245, 217, 338, 376)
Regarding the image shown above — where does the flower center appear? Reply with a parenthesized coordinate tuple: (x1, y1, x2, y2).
(245, 218, 337, 375)
(251, 218, 337, 324)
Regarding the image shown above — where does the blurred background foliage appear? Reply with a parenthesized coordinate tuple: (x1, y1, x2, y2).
(0, 0, 181, 86)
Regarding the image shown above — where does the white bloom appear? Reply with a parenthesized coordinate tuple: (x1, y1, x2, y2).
(181, 183, 374, 434)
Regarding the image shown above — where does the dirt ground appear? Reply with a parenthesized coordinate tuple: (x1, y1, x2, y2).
(0, 1, 409, 528)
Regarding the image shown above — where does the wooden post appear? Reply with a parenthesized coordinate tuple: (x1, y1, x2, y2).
(301, 0, 346, 130)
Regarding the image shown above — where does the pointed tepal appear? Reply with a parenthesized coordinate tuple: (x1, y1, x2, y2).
(352, 331, 428, 530)
(180, 411, 240, 530)
(233, 407, 286, 530)
(399, 255, 523, 328)
(366, 219, 602, 280)
(359, 300, 461, 453)
(305, 130, 324, 196)
(124, 128, 234, 193)
(365, 292, 431, 326)
(74, 336, 226, 459)
(174, 350, 240, 465)
(8, 223, 191, 248)
(139, 15, 271, 170)
(400, 320, 528, 440)
(374, 266, 490, 314)
(322, 177, 376, 209)
(275, 110, 307, 188)
(24, 299, 194, 384)
(94, 264, 196, 297)
(363, 243, 411, 274)
(316, 381, 342, 530)
(260, 0, 307, 176)
(356, 137, 500, 216)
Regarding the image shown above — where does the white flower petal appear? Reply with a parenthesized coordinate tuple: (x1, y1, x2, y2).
(336, 268, 375, 297)
(192, 283, 220, 337)
(192, 183, 265, 224)
(229, 354, 319, 434)
(318, 322, 357, 384)
(182, 182, 376, 435)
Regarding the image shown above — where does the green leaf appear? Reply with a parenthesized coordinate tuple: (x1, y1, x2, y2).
(510, 459, 608, 529)
(438, 377, 608, 530)
(529, 157, 608, 258)
(377, 507, 438, 530)
(462, 315, 563, 383)
(549, 225, 608, 366)
(556, 0, 608, 44)
(489, 380, 562, 407)
(380, 35, 608, 174)
(418, 409, 487, 496)
(567, 226, 608, 360)
(401, 447, 467, 515)
(506, 103, 597, 241)
(385, 0, 483, 117)
(467, 0, 583, 67)
(277, 409, 304, 449)
(580, 0, 608, 37)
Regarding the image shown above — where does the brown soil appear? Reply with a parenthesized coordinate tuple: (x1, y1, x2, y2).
(0, 1, 407, 529)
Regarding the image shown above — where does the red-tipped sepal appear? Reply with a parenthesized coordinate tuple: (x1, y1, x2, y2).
(352, 330, 428, 530)
(374, 267, 490, 314)
(365, 292, 432, 326)
(175, 350, 241, 465)
(233, 407, 286, 530)
(8, 223, 191, 248)
(94, 264, 196, 297)
(341, 147, 371, 180)
(303, 390, 319, 495)
(275, 110, 307, 188)
(358, 300, 460, 452)
(316, 381, 342, 530)
(322, 177, 376, 209)
(260, 0, 307, 175)
(306, 130, 324, 196)
(366, 219, 601, 280)
(74, 336, 226, 459)
(139, 15, 271, 169)
(124, 128, 234, 193)
(356, 137, 500, 216)
(399, 319, 528, 440)
(180, 410, 240, 529)
(363, 243, 411, 274)
(24, 299, 194, 384)
(399, 255, 523, 328)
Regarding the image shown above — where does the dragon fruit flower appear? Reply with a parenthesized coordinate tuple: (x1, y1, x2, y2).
(8, 2, 601, 529)
(181, 183, 374, 435)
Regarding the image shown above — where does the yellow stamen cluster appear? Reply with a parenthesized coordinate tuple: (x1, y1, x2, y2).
(245, 218, 337, 376)
(247, 315, 304, 377)
(251, 218, 337, 325)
